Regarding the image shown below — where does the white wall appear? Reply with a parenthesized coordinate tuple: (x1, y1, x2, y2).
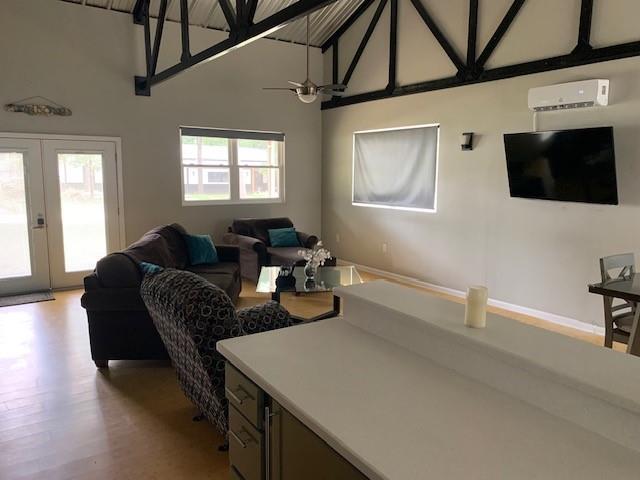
(0, 0, 323, 244)
(322, 0, 640, 327)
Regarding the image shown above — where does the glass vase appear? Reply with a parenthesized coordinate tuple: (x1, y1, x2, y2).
(304, 262, 317, 280)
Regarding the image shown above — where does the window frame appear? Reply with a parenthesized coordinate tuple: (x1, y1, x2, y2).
(180, 127, 285, 206)
(351, 123, 440, 214)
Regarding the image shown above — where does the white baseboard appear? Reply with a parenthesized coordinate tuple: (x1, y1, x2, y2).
(339, 259, 605, 337)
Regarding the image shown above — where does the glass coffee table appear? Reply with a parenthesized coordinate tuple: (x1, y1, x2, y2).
(256, 265, 363, 322)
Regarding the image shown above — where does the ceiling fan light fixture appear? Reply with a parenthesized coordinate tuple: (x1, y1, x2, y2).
(297, 93, 318, 103)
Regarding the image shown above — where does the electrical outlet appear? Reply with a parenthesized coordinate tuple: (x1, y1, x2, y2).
(382, 242, 388, 254)
(336, 233, 341, 243)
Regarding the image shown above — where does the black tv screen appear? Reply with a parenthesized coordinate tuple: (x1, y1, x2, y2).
(503, 127, 618, 205)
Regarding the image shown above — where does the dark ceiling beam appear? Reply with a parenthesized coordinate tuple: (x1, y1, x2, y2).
(342, 0, 388, 86)
(132, 0, 146, 24)
(332, 40, 339, 84)
(409, 0, 466, 74)
(573, 0, 594, 54)
(476, 0, 526, 69)
(321, 0, 375, 52)
(179, 0, 191, 61)
(388, 0, 397, 91)
(143, 0, 152, 78)
(218, 0, 237, 30)
(150, 0, 169, 76)
(246, 0, 259, 25)
(322, 40, 640, 109)
(466, 0, 478, 72)
(135, 0, 338, 95)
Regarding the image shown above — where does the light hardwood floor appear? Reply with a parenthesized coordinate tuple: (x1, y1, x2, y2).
(0, 272, 620, 479)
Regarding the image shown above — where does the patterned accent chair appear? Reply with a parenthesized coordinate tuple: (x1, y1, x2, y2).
(140, 268, 292, 439)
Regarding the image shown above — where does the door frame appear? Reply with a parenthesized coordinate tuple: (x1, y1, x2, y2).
(0, 132, 126, 253)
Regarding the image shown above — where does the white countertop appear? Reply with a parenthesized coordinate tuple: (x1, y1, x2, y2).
(336, 281, 640, 416)
(218, 316, 640, 479)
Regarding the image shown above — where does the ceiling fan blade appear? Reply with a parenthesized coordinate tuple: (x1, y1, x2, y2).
(263, 87, 297, 91)
(318, 83, 347, 90)
(288, 81, 304, 87)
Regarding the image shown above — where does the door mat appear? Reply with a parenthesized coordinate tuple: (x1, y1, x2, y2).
(0, 291, 55, 307)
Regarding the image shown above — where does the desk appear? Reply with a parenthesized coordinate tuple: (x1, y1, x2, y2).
(589, 274, 640, 355)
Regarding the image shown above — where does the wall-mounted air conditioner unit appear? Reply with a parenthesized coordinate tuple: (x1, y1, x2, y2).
(528, 79, 609, 111)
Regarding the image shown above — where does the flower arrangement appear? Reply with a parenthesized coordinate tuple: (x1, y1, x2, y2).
(298, 241, 331, 278)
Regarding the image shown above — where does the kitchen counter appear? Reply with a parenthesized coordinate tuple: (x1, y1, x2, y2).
(218, 281, 640, 480)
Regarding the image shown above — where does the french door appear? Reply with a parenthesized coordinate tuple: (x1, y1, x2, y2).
(0, 136, 122, 295)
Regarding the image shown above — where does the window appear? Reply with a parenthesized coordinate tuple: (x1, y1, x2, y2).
(353, 124, 439, 212)
(180, 127, 284, 204)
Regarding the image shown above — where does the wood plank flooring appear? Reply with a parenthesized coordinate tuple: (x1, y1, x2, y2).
(0, 272, 620, 479)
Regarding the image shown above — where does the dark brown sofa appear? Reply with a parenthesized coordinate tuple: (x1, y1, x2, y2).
(223, 217, 335, 281)
(81, 223, 241, 368)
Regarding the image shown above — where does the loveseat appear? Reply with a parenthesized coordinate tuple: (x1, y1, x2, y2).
(223, 217, 335, 281)
(81, 223, 241, 368)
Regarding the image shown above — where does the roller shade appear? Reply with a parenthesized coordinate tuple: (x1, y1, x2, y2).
(353, 125, 439, 211)
(180, 127, 284, 142)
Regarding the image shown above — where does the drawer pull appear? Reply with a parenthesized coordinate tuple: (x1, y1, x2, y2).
(229, 427, 254, 449)
(226, 386, 252, 405)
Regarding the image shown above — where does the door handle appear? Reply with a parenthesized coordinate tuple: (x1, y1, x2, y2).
(225, 386, 252, 405)
(229, 427, 255, 449)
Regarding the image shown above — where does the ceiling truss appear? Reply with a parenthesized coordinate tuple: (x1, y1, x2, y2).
(321, 0, 640, 110)
(134, 0, 338, 95)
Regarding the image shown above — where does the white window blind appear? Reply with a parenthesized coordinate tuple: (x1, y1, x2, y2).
(353, 125, 439, 212)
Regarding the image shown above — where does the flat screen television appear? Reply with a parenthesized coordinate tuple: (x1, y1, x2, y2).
(503, 126, 618, 205)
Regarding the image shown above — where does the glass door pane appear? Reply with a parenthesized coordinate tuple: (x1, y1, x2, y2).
(57, 153, 107, 272)
(0, 152, 31, 278)
(43, 139, 120, 289)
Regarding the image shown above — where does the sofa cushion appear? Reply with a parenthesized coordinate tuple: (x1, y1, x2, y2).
(183, 234, 218, 265)
(187, 262, 239, 278)
(232, 218, 294, 246)
(268, 227, 301, 248)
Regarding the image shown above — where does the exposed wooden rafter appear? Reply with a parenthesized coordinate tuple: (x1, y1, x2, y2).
(342, 0, 388, 86)
(134, 0, 339, 95)
(322, 0, 640, 109)
(409, 0, 466, 74)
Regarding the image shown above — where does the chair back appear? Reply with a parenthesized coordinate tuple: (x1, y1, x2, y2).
(141, 268, 243, 434)
(600, 253, 636, 283)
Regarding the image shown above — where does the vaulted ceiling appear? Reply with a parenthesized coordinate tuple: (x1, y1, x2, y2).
(61, 0, 362, 47)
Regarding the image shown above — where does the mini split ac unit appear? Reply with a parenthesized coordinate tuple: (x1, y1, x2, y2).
(528, 79, 609, 111)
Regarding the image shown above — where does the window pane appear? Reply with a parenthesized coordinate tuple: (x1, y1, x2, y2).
(181, 135, 229, 166)
(58, 153, 107, 272)
(238, 139, 279, 167)
(239, 167, 280, 200)
(184, 167, 230, 201)
(0, 152, 31, 278)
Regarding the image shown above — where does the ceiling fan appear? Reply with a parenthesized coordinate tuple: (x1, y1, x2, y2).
(264, 15, 347, 103)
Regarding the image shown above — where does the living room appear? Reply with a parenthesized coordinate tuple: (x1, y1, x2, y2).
(2, 0, 640, 478)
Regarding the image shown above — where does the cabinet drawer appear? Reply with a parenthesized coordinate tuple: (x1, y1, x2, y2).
(226, 362, 263, 429)
(229, 405, 263, 480)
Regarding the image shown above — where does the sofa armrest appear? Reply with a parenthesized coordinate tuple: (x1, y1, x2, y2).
(297, 232, 319, 249)
(223, 232, 268, 256)
(215, 244, 240, 263)
(237, 301, 292, 334)
(81, 287, 148, 312)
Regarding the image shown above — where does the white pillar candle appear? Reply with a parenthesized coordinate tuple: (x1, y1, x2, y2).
(464, 286, 488, 328)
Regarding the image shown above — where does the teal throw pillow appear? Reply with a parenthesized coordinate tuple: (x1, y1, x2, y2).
(139, 261, 164, 275)
(268, 227, 300, 247)
(183, 234, 219, 265)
